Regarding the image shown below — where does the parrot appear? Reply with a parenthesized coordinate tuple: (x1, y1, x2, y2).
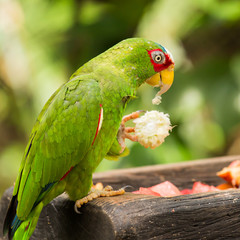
(3, 38, 174, 240)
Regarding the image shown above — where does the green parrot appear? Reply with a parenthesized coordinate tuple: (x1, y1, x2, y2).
(3, 38, 174, 240)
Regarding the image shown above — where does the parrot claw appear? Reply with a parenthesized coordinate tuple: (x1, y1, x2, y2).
(121, 110, 145, 124)
(74, 204, 82, 214)
(117, 111, 143, 153)
(74, 183, 125, 213)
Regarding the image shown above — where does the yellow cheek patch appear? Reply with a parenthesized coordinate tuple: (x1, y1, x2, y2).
(146, 73, 160, 87)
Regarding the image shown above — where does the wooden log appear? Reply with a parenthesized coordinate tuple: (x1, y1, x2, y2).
(93, 155, 240, 190)
(1, 155, 240, 240)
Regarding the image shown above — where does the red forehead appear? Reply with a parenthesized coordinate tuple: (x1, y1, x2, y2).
(147, 49, 173, 72)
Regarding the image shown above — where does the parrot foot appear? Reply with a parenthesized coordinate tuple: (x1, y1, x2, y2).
(74, 183, 125, 213)
(121, 110, 144, 124)
(117, 110, 144, 153)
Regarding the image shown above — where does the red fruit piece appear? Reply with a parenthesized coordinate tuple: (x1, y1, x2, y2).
(132, 187, 160, 196)
(181, 189, 193, 195)
(132, 181, 181, 197)
(149, 181, 181, 197)
(192, 181, 219, 193)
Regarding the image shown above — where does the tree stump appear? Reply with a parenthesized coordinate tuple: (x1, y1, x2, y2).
(1, 155, 240, 240)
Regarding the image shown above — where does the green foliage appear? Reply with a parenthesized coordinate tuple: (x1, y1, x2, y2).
(0, 0, 240, 194)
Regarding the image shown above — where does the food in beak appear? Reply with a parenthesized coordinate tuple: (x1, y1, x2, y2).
(146, 64, 174, 105)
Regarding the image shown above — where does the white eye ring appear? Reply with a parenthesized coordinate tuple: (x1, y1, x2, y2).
(151, 51, 165, 64)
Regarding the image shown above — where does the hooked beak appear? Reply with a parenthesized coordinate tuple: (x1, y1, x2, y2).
(146, 64, 174, 95)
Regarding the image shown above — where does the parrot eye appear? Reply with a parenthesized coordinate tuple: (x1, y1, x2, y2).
(151, 51, 165, 64)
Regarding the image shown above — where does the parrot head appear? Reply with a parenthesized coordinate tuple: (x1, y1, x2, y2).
(145, 46, 174, 95)
(74, 38, 174, 96)
(108, 38, 175, 96)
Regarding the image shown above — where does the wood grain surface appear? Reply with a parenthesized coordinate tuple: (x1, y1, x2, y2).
(1, 155, 240, 240)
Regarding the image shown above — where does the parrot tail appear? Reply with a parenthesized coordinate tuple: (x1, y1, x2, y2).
(3, 194, 19, 240)
(3, 195, 44, 240)
(12, 202, 43, 240)
(3, 182, 57, 240)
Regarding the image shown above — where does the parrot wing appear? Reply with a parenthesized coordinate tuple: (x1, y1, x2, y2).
(14, 77, 102, 218)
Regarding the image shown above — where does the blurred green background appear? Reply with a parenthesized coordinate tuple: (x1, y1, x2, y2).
(0, 0, 240, 196)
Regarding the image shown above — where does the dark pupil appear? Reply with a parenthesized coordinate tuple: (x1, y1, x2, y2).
(155, 55, 161, 62)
